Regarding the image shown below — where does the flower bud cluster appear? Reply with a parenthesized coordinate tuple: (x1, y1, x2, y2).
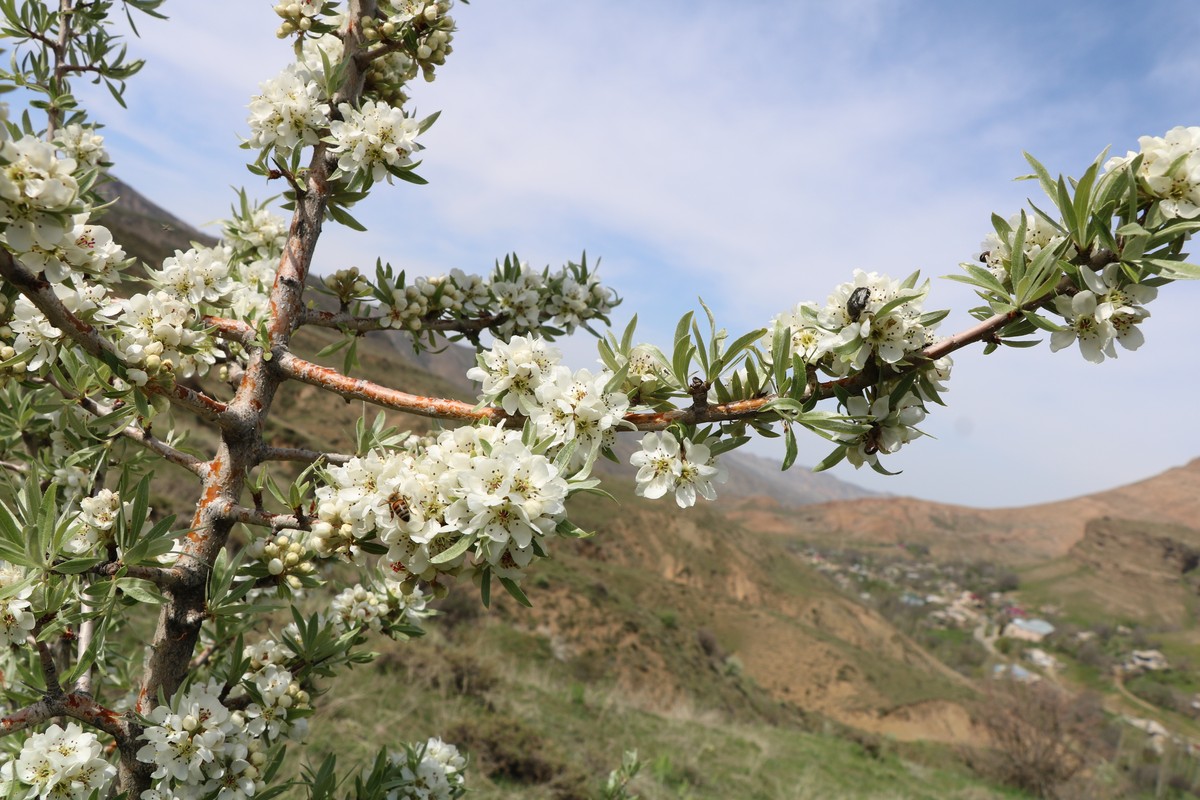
(325, 266, 374, 305)
(384, 737, 467, 800)
(329, 577, 430, 634)
(313, 424, 569, 586)
(1049, 263, 1156, 363)
(468, 336, 631, 469)
(364, 1, 457, 89)
(245, 529, 318, 589)
(273, 0, 325, 37)
(0, 561, 35, 646)
(1105, 125, 1200, 220)
(0, 722, 115, 800)
(630, 431, 727, 508)
(379, 259, 617, 340)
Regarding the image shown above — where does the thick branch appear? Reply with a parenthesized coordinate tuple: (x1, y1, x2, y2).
(0, 692, 134, 742)
(275, 351, 500, 422)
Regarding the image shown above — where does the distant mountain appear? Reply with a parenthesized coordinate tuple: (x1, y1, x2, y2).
(730, 458, 1200, 565)
(94, 176, 218, 265)
(1052, 515, 1200, 626)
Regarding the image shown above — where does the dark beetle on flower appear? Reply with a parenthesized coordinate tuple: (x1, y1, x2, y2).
(846, 287, 871, 322)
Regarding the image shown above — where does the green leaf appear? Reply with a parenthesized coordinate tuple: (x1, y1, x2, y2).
(430, 534, 473, 565)
(499, 576, 533, 607)
(480, 568, 492, 608)
(1072, 159, 1100, 245)
(118, 578, 164, 605)
(53, 557, 104, 575)
(1145, 258, 1200, 280)
(782, 424, 798, 471)
(813, 446, 847, 473)
(1023, 151, 1058, 201)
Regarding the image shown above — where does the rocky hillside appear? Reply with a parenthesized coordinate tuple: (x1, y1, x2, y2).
(728, 458, 1200, 565)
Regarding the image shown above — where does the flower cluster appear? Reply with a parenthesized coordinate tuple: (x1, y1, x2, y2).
(836, 392, 927, 468)
(629, 431, 727, 508)
(107, 289, 217, 383)
(766, 270, 939, 378)
(0, 135, 80, 251)
(1105, 125, 1200, 219)
(468, 335, 630, 469)
(384, 738, 467, 800)
(245, 31, 342, 158)
(64, 488, 128, 555)
(816, 270, 936, 373)
(0, 723, 115, 800)
(53, 124, 108, 170)
(150, 246, 235, 307)
(136, 674, 305, 800)
(979, 211, 1071, 285)
(0, 561, 35, 647)
(313, 424, 570, 586)
(328, 99, 422, 183)
(1049, 263, 1156, 363)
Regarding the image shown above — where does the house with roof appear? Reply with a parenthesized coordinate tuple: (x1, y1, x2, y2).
(1002, 617, 1055, 643)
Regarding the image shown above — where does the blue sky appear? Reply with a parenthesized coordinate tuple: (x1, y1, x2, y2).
(52, 1, 1200, 508)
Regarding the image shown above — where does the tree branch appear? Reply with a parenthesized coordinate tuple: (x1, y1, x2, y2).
(220, 502, 305, 531)
(259, 445, 352, 465)
(275, 351, 500, 422)
(41, 376, 209, 478)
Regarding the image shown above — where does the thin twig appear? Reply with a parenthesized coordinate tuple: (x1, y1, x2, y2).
(220, 502, 305, 531)
(259, 445, 352, 465)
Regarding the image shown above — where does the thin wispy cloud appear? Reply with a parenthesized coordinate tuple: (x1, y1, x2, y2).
(56, 0, 1200, 507)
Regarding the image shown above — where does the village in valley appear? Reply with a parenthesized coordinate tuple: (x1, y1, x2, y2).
(796, 543, 1200, 759)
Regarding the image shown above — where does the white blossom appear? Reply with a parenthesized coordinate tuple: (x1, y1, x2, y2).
(328, 99, 421, 182)
(0, 723, 115, 800)
(246, 68, 330, 156)
(1105, 125, 1200, 219)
